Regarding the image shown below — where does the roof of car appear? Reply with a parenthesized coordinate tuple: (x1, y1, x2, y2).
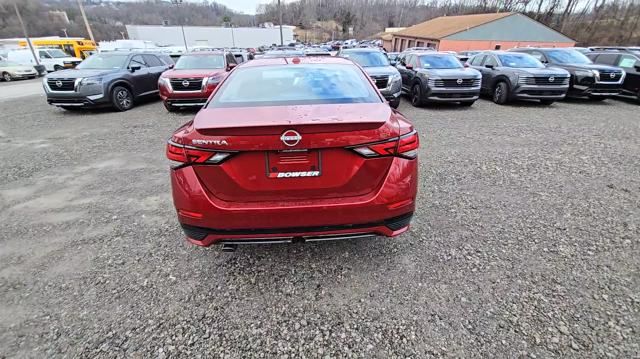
(241, 56, 354, 67)
(405, 51, 456, 56)
(182, 51, 225, 56)
(340, 48, 382, 52)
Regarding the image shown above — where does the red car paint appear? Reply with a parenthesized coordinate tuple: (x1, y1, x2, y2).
(158, 52, 232, 109)
(167, 57, 419, 246)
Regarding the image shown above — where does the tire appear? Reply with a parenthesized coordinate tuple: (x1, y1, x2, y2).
(540, 99, 555, 105)
(163, 101, 176, 112)
(53, 65, 64, 71)
(389, 98, 400, 109)
(111, 86, 134, 111)
(2, 72, 11, 82)
(492, 81, 509, 104)
(459, 101, 475, 107)
(410, 83, 424, 107)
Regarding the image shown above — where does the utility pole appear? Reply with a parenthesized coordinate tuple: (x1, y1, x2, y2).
(62, 28, 68, 37)
(278, 0, 284, 46)
(76, 0, 96, 43)
(171, 0, 189, 52)
(13, 3, 40, 66)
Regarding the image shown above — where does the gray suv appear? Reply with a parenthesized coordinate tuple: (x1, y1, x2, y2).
(43, 52, 172, 111)
(468, 51, 570, 105)
(396, 51, 481, 107)
(338, 48, 402, 108)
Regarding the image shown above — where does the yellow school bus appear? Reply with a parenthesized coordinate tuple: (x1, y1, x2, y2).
(19, 38, 97, 59)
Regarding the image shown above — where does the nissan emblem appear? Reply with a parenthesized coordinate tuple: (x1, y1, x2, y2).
(182, 80, 190, 87)
(456, 78, 463, 85)
(280, 130, 302, 147)
(55, 80, 63, 87)
(610, 72, 615, 78)
(549, 76, 555, 82)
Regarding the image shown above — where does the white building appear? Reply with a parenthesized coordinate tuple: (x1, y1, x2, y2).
(125, 25, 295, 48)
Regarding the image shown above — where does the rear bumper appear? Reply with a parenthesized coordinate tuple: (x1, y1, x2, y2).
(425, 87, 480, 102)
(171, 157, 418, 246)
(182, 213, 413, 246)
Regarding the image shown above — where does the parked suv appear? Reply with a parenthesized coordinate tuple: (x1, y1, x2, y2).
(338, 48, 402, 108)
(509, 48, 625, 100)
(396, 51, 481, 107)
(43, 52, 171, 111)
(468, 51, 570, 105)
(586, 51, 640, 103)
(158, 51, 237, 111)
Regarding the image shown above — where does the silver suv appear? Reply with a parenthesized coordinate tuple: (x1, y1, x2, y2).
(338, 48, 402, 108)
(396, 51, 481, 107)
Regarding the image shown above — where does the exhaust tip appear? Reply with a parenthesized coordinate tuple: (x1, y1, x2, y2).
(221, 243, 237, 252)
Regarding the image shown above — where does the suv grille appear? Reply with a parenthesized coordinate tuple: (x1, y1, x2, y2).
(47, 78, 76, 91)
(519, 76, 570, 86)
(597, 70, 623, 83)
(370, 75, 388, 89)
(170, 78, 204, 91)
(430, 78, 480, 88)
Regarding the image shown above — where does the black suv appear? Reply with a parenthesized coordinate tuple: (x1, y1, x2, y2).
(509, 48, 625, 100)
(586, 51, 640, 103)
(468, 51, 570, 105)
(43, 52, 172, 111)
(396, 51, 481, 107)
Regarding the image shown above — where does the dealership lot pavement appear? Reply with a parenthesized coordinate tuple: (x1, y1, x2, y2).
(0, 94, 638, 358)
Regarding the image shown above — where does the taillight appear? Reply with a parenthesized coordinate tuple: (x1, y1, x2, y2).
(350, 130, 419, 159)
(166, 140, 234, 168)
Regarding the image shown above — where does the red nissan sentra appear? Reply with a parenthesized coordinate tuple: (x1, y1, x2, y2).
(158, 51, 236, 111)
(167, 56, 419, 249)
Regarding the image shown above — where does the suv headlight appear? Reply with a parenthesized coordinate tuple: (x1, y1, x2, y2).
(81, 77, 102, 86)
(158, 77, 170, 87)
(207, 74, 224, 86)
(574, 70, 596, 78)
(390, 72, 401, 84)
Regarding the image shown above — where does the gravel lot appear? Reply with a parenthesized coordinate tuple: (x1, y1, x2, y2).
(0, 93, 638, 358)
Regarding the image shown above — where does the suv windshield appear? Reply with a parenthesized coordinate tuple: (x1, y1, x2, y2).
(497, 54, 544, 68)
(419, 55, 462, 69)
(175, 55, 225, 69)
(546, 50, 592, 64)
(77, 54, 128, 69)
(342, 51, 389, 67)
(209, 64, 381, 107)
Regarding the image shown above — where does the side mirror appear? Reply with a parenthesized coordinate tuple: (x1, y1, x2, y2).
(405, 64, 413, 70)
(226, 63, 237, 71)
(485, 64, 494, 69)
(168, 64, 174, 69)
(390, 60, 397, 66)
(129, 64, 141, 72)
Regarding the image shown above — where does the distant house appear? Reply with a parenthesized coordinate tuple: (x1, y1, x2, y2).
(369, 27, 406, 51)
(391, 12, 575, 52)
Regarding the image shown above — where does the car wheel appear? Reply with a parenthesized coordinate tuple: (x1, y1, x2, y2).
(2, 72, 11, 82)
(492, 82, 509, 104)
(112, 86, 134, 111)
(163, 101, 176, 112)
(459, 101, 475, 107)
(389, 98, 400, 109)
(53, 65, 64, 71)
(411, 84, 424, 107)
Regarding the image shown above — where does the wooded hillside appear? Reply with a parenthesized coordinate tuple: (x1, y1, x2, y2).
(1, 0, 638, 45)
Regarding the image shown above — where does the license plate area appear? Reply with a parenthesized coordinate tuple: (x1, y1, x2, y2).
(266, 150, 321, 178)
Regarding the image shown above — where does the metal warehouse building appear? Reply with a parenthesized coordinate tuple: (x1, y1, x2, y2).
(391, 12, 575, 52)
(126, 25, 295, 48)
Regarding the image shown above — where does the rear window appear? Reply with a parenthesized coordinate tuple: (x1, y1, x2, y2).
(208, 64, 381, 108)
